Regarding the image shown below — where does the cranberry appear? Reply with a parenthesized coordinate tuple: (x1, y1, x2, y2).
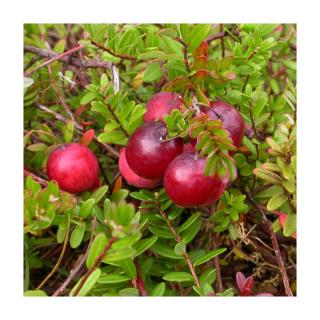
(119, 148, 160, 189)
(144, 91, 182, 122)
(201, 101, 245, 147)
(47, 143, 99, 193)
(163, 152, 227, 207)
(126, 122, 183, 179)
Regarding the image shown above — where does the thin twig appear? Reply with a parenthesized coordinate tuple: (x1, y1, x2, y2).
(72, 236, 116, 296)
(91, 40, 137, 61)
(155, 195, 200, 288)
(220, 24, 225, 57)
(212, 233, 224, 292)
(24, 169, 48, 187)
(134, 260, 148, 296)
(25, 44, 84, 76)
(242, 189, 293, 296)
(52, 216, 97, 296)
(36, 103, 120, 158)
(36, 215, 71, 290)
(176, 37, 191, 73)
(24, 45, 113, 70)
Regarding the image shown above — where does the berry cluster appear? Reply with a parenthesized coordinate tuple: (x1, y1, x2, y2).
(121, 91, 245, 207)
(46, 91, 245, 208)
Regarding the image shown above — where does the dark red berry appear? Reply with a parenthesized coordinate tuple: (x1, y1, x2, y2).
(163, 152, 227, 207)
(201, 101, 245, 147)
(119, 148, 161, 189)
(126, 122, 183, 179)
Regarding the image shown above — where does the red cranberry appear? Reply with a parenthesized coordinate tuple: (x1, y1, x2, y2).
(183, 142, 195, 153)
(201, 101, 245, 147)
(126, 122, 183, 179)
(144, 91, 183, 122)
(163, 152, 227, 207)
(119, 148, 160, 189)
(46, 143, 99, 194)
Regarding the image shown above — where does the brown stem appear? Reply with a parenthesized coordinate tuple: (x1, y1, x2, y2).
(25, 45, 84, 76)
(212, 233, 224, 292)
(176, 37, 191, 73)
(155, 195, 200, 288)
(242, 189, 293, 296)
(220, 24, 225, 57)
(24, 45, 113, 70)
(206, 31, 226, 43)
(72, 236, 116, 296)
(24, 169, 48, 187)
(52, 216, 97, 296)
(134, 260, 148, 296)
(36, 215, 71, 290)
(91, 40, 137, 61)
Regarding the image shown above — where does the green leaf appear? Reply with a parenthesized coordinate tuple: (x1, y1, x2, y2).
(63, 120, 74, 143)
(118, 288, 139, 296)
(56, 221, 67, 244)
(24, 290, 47, 297)
(177, 212, 201, 233)
(148, 225, 174, 239)
(70, 223, 86, 249)
(91, 185, 109, 204)
(188, 24, 212, 52)
(181, 219, 201, 244)
(112, 232, 141, 249)
(199, 269, 216, 287)
(118, 259, 137, 279)
(75, 268, 101, 296)
(137, 50, 164, 60)
(253, 168, 282, 184)
(103, 247, 136, 263)
(174, 242, 186, 256)
(254, 185, 284, 198)
(267, 194, 288, 211)
(24, 77, 34, 89)
(283, 213, 296, 237)
(143, 62, 163, 82)
(282, 60, 296, 71)
(80, 92, 96, 105)
(133, 236, 158, 256)
(97, 273, 130, 284)
(193, 248, 227, 266)
(150, 282, 166, 296)
(151, 242, 183, 260)
(27, 143, 48, 152)
(79, 198, 95, 219)
(163, 272, 194, 282)
(86, 233, 108, 269)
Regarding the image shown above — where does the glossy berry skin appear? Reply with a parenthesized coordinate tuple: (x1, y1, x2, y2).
(201, 101, 245, 147)
(119, 148, 160, 189)
(126, 122, 183, 179)
(144, 91, 182, 122)
(163, 152, 227, 207)
(47, 143, 99, 194)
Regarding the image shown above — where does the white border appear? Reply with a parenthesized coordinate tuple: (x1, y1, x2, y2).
(1, 1, 319, 319)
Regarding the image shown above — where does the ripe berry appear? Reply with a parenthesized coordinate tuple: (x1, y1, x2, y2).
(126, 122, 183, 179)
(119, 148, 160, 189)
(144, 91, 182, 122)
(183, 142, 195, 153)
(164, 152, 227, 207)
(46, 143, 99, 194)
(201, 101, 245, 147)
